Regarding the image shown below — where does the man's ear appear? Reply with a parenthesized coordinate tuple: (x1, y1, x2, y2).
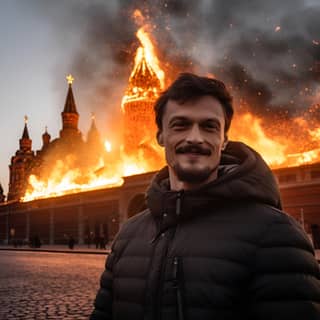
(157, 131, 164, 146)
(222, 136, 228, 150)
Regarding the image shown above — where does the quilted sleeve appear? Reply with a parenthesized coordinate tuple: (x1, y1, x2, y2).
(90, 248, 117, 320)
(248, 214, 320, 320)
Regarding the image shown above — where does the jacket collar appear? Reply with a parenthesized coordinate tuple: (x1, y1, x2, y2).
(146, 141, 282, 228)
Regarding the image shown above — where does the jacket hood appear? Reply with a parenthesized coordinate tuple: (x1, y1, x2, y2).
(146, 141, 282, 222)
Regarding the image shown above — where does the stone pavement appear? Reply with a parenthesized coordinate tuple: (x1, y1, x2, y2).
(0, 244, 319, 261)
(0, 243, 111, 255)
(0, 250, 107, 320)
(0, 245, 319, 320)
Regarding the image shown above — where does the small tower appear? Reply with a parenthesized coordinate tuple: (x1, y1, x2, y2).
(7, 117, 35, 201)
(59, 74, 82, 141)
(87, 113, 102, 150)
(19, 116, 32, 152)
(85, 113, 104, 165)
(42, 126, 51, 149)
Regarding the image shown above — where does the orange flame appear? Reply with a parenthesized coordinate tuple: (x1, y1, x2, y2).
(22, 12, 165, 202)
(104, 140, 112, 153)
(121, 11, 164, 110)
(21, 11, 320, 202)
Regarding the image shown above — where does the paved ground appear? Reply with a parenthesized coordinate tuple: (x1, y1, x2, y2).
(0, 244, 111, 255)
(0, 250, 107, 320)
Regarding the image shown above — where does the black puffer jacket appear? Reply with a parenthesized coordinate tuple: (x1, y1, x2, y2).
(91, 141, 320, 320)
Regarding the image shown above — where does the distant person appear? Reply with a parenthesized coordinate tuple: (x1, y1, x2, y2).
(86, 232, 92, 248)
(91, 73, 320, 319)
(94, 234, 100, 249)
(104, 226, 109, 246)
(33, 235, 41, 248)
(68, 235, 75, 250)
(99, 235, 106, 250)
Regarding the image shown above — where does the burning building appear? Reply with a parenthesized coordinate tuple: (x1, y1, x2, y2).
(7, 76, 89, 201)
(0, 21, 167, 245)
(0, 13, 320, 246)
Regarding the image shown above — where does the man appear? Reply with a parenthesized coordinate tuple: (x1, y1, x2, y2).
(91, 73, 320, 319)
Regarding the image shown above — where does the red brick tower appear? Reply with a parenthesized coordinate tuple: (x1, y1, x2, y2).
(59, 74, 82, 143)
(7, 117, 35, 201)
(122, 56, 162, 156)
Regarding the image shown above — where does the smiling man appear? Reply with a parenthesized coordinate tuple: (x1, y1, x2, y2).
(91, 73, 320, 320)
(157, 95, 228, 190)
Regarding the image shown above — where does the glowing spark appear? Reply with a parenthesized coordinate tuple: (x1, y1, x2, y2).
(104, 140, 112, 153)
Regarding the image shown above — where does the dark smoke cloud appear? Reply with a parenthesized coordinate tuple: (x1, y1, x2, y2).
(22, 0, 320, 125)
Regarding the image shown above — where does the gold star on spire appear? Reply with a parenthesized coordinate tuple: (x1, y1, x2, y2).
(24, 115, 28, 124)
(66, 74, 74, 85)
(91, 112, 95, 120)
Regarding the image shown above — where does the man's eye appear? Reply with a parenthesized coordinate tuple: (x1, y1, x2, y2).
(204, 123, 219, 131)
(172, 122, 188, 130)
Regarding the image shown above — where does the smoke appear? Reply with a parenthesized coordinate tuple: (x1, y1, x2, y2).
(23, 0, 320, 124)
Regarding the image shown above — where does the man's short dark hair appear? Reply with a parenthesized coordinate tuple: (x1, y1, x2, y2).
(154, 73, 234, 133)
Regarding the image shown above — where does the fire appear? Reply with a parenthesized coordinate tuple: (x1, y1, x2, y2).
(135, 28, 165, 88)
(229, 113, 287, 166)
(121, 11, 164, 110)
(229, 109, 320, 168)
(21, 11, 165, 202)
(21, 147, 161, 202)
(104, 140, 112, 153)
(20, 10, 320, 203)
(22, 156, 124, 202)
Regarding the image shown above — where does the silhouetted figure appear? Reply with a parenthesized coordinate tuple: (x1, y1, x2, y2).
(99, 235, 106, 250)
(68, 235, 75, 250)
(104, 224, 109, 246)
(31, 235, 41, 248)
(85, 233, 91, 248)
(94, 234, 100, 249)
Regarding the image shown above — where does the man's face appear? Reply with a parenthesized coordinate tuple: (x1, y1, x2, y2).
(157, 95, 227, 187)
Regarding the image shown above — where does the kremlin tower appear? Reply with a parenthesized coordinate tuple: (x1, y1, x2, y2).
(8, 117, 35, 200)
(7, 75, 102, 201)
(121, 45, 163, 157)
(59, 74, 82, 143)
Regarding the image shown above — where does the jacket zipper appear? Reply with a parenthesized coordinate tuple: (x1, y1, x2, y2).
(155, 191, 183, 320)
(173, 256, 185, 320)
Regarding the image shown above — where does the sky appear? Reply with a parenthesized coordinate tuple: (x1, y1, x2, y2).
(0, 0, 320, 195)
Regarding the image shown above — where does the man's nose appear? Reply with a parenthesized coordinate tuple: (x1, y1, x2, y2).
(186, 125, 204, 144)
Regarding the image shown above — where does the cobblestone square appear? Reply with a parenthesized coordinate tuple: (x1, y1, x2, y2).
(0, 251, 106, 320)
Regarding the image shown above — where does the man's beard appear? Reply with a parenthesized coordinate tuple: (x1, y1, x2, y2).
(173, 163, 218, 184)
(173, 144, 217, 184)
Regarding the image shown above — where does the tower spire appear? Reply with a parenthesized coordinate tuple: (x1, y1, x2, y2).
(42, 126, 51, 148)
(87, 112, 102, 146)
(60, 74, 81, 139)
(22, 115, 30, 139)
(63, 74, 78, 114)
(20, 116, 32, 151)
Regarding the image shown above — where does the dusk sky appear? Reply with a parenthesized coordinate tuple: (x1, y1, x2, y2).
(1, 0, 319, 195)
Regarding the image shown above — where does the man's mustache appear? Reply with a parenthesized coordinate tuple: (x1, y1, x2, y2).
(176, 144, 211, 156)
